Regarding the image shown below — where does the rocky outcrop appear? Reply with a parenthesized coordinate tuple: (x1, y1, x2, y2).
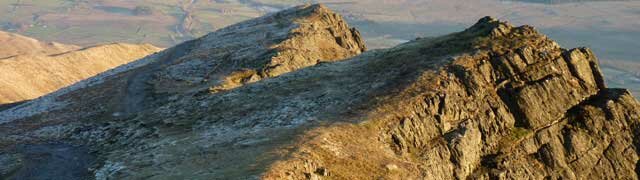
(0, 5, 638, 180)
(150, 4, 366, 94)
(0, 43, 161, 104)
(261, 17, 640, 180)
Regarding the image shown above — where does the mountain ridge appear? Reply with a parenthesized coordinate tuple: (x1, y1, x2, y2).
(0, 4, 639, 180)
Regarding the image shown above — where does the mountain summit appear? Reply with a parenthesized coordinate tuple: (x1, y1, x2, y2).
(1, 4, 639, 180)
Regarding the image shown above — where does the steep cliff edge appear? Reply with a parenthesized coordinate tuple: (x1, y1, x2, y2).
(0, 5, 638, 180)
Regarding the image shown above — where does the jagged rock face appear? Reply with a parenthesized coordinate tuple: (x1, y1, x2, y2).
(0, 5, 639, 180)
(487, 89, 640, 179)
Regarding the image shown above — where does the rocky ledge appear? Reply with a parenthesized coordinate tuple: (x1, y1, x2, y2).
(0, 4, 638, 180)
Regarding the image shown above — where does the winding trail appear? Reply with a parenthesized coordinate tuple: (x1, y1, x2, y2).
(122, 39, 197, 116)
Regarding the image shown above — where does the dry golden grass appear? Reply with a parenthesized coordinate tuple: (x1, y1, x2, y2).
(0, 31, 80, 58)
(0, 43, 161, 104)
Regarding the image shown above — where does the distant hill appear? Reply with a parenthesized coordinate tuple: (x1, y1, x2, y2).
(0, 31, 79, 58)
(0, 43, 161, 104)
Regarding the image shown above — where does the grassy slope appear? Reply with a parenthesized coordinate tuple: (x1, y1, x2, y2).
(0, 43, 161, 104)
